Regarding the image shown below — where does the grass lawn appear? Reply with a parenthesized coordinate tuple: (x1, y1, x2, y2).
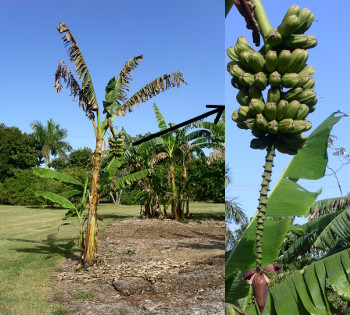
(0, 202, 224, 314)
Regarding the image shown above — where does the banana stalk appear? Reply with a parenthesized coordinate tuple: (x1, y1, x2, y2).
(256, 144, 275, 268)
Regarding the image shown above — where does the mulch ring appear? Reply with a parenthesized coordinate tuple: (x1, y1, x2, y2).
(52, 218, 225, 314)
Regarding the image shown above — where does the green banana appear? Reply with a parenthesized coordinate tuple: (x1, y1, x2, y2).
(267, 120, 279, 134)
(244, 118, 256, 130)
(283, 34, 317, 49)
(309, 105, 316, 113)
(249, 98, 265, 115)
(235, 36, 255, 55)
(295, 103, 309, 120)
(299, 65, 315, 77)
(227, 62, 246, 79)
(256, 114, 268, 131)
(295, 89, 316, 104)
(299, 72, 311, 86)
(267, 88, 281, 103)
(278, 118, 295, 133)
(249, 86, 264, 100)
(236, 88, 250, 106)
(290, 119, 312, 134)
(254, 72, 268, 90)
(265, 50, 278, 73)
(302, 77, 315, 89)
(237, 121, 249, 130)
(264, 102, 277, 121)
(252, 125, 267, 138)
(239, 51, 254, 72)
(283, 4, 301, 19)
(232, 110, 240, 122)
(239, 73, 255, 87)
(227, 47, 240, 62)
(277, 14, 300, 38)
(281, 73, 302, 88)
(269, 71, 281, 87)
(282, 87, 304, 101)
(238, 106, 250, 120)
(249, 51, 266, 73)
(276, 141, 298, 155)
(277, 50, 292, 74)
(294, 8, 314, 34)
(266, 29, 282, 46)
(285, 49, 308, 73)
(250, 138, 269, 150)
(276, 100, 288, 121)
(284, 100, 301, 119)
(284, 133, 307, 149)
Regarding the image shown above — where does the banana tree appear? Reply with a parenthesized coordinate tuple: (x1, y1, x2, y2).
(33, 168, 89, 257)
(54, 23, 186, 264)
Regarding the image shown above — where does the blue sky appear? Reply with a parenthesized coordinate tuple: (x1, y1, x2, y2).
(226, 0, 350, 223)
(0, 0, 224, 150)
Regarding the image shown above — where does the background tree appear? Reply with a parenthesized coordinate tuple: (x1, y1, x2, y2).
(31, 118, 72, 169)
(0, 124, 40, 181)
(54, 22, 186, 264)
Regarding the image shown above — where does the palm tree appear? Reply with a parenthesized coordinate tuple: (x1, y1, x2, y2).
(54, 22, 186, 264)
(31, 118, 72, 168)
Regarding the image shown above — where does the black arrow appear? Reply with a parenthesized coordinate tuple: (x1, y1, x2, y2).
(132, 105, 224, 146)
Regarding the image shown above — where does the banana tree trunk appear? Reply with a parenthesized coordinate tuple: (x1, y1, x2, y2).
(84, 136, 103, 265)
(169, 158, 177, 219)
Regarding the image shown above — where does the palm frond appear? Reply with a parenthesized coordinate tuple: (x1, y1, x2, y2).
(116, 72, 187, 117)
(56, 22, 98, 112)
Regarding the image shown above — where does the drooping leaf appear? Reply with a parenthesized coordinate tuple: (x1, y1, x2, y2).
(114, 169, 151, 189)
(35, 191, 77, 211)
(116, 72, 187, 117)
(60, 189, 83, 199)
(56, 22, 98, 111)
(306, 196, 350, 218)
(33, 167, 83, 190)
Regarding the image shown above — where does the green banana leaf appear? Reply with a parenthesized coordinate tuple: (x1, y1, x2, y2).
(99, 156, 122, 193)
(314, 207, 350, 250)
(247, 248, 350, 314)
(60, 189, 84, 199)
(35, 191, 77, 211)
(226, 112, 346, 302)
(114, 169, 151, 189)
(281, 197, 350, 262)
(33, 167, 83, 190)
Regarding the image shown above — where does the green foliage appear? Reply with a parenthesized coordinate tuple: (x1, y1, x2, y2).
(187, 159, 225, 202)
(0, 124, 40, 181)
(0, 169, 65, 205)
(50, 147, 93, 171)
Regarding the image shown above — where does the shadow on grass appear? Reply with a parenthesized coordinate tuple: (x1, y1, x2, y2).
(7, 234, 79, 260)
(98, 213, 136, 221)
(185, 212, 225, 221)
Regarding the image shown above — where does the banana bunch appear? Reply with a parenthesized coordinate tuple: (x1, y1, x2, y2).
(108, 129, 125, 158)
(228, 4, 317, 155)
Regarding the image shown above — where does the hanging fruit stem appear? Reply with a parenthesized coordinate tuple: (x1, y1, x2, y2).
(251, 0, 273, 44)
(256, 143, 275, 268)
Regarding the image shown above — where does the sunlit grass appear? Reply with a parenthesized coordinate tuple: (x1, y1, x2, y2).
(0, 202, 223, 314)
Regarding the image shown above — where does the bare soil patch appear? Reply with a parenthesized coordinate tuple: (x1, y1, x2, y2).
(52, 218, 225, 314)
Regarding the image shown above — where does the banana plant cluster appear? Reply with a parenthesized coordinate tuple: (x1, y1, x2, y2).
(229, 5, 317, 155)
